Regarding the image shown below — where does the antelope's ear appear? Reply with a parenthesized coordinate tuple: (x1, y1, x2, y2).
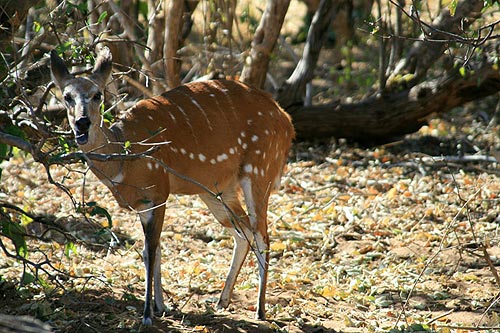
(50, 50, 72, 89)
(91, 46, 112, 88)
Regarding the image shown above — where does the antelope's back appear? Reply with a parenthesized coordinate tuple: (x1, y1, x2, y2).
(117, 80, 294, 192)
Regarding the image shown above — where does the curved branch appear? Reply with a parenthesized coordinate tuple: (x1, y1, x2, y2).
(240, 0, 291, 88)
(275, 0, 338, 109)
(289, 60, 500, 141)
(389, 0, 485, 86)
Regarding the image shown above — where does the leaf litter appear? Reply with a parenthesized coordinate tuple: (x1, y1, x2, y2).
(1, 108, 500, 332)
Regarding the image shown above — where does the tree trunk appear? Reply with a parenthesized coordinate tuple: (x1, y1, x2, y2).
(240, 0, 290, 88)
(276, 0, 339, 109)
(290, 63, 500, 141)
(163, 0, 185, 89)
(145, 0, 165, 94)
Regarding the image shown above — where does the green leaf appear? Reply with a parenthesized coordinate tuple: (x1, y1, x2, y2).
(21, 272, 35, 286)
(0, 143, 8, 160)
(449, 0, 458, 16)
(102, 109, 115, 124)
(58, 136, 71, 153)
(64, 241, 78, 258)
(20, 212, 33, 226)
(459, 66, 466, 77)
(97, 11, 108, 24)
(1, 219, 27, 258)
(88, 202, 113, 228)
(33, 21, 42, 33)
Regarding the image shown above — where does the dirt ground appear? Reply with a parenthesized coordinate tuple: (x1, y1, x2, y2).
(1, 103, 500, 332)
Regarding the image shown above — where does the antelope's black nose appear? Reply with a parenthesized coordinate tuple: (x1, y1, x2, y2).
(75, 117, 91, 133)
(74, 117, 90, 145)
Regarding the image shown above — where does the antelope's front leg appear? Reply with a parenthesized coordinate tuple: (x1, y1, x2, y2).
(138, 201, 166, 325)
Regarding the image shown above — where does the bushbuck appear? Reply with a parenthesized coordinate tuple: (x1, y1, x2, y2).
(50, 47, 294, 325)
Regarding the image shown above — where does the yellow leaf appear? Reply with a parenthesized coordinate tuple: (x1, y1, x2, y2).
(271, 241, 286, 251)
(322, 285, 337, 297)
(387, 187, 397, 199)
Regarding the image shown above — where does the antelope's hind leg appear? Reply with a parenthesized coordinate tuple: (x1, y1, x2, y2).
(239, 176, 271, 320)
(199, 187, 252, 311)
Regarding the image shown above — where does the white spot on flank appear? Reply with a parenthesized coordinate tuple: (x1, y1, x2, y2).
(217, 154, 228, 162)
(258, 111, 263, 116)
(247, 119, 253, 125)
(260, 169, 264, 177)
(264, 129, 270, 135)
(148, 115, 154, 121)
(189, 153, 195, 160)
(171, 147, 178, 153)
(255, 150, 261, 155)
(210, 159, 216, 164)
(147, 162, 153, 170)
(253, 167, 259, 175)
(251, 135, 259, 142)
(229, 148, 235, 154)
(242, 143, 248, 150)
(199, 154, 206, 162)
(237, 138, 242, 145)
(180, 148, 187, 155)
(243, 164, 253, 173)
(240, 131, 246, 138)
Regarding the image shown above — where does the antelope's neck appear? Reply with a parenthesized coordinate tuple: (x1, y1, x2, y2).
(82, 121, 124, 184)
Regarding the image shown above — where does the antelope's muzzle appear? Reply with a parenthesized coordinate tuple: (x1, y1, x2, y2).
(74, 116, 91, 145)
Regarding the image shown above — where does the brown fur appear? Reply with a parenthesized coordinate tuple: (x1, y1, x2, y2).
(50, 48, 294, 325)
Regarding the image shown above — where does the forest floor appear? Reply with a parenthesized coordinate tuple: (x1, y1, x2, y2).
(1, 102, 500, 333)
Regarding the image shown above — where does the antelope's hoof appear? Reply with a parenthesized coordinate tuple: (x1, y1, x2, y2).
(142, 317, 153, 326)
(256, 308, 266, 321)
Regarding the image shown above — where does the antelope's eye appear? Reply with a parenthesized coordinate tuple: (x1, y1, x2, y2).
(64, 94, 73, 103)
(93, 92, 102, 101)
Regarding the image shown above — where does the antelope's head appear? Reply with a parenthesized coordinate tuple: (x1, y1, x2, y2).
(50, 48, 112, 145)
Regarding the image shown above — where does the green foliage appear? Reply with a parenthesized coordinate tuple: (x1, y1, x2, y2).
(239, 5, 259, 35)
(66, 1, 88, 16)
(0, 125, 26, 181)
(101, 104, 114, 124)
(57, 136, 72, 154)
(64, 241, 78, 259)
(97, 11, 108, 24)
(21, 272, 36, 286)
(448, 0, 458, 16)
(1, 217, 28, 258)
(483, 0, 500, 8)
(86, 201, 113, 228)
